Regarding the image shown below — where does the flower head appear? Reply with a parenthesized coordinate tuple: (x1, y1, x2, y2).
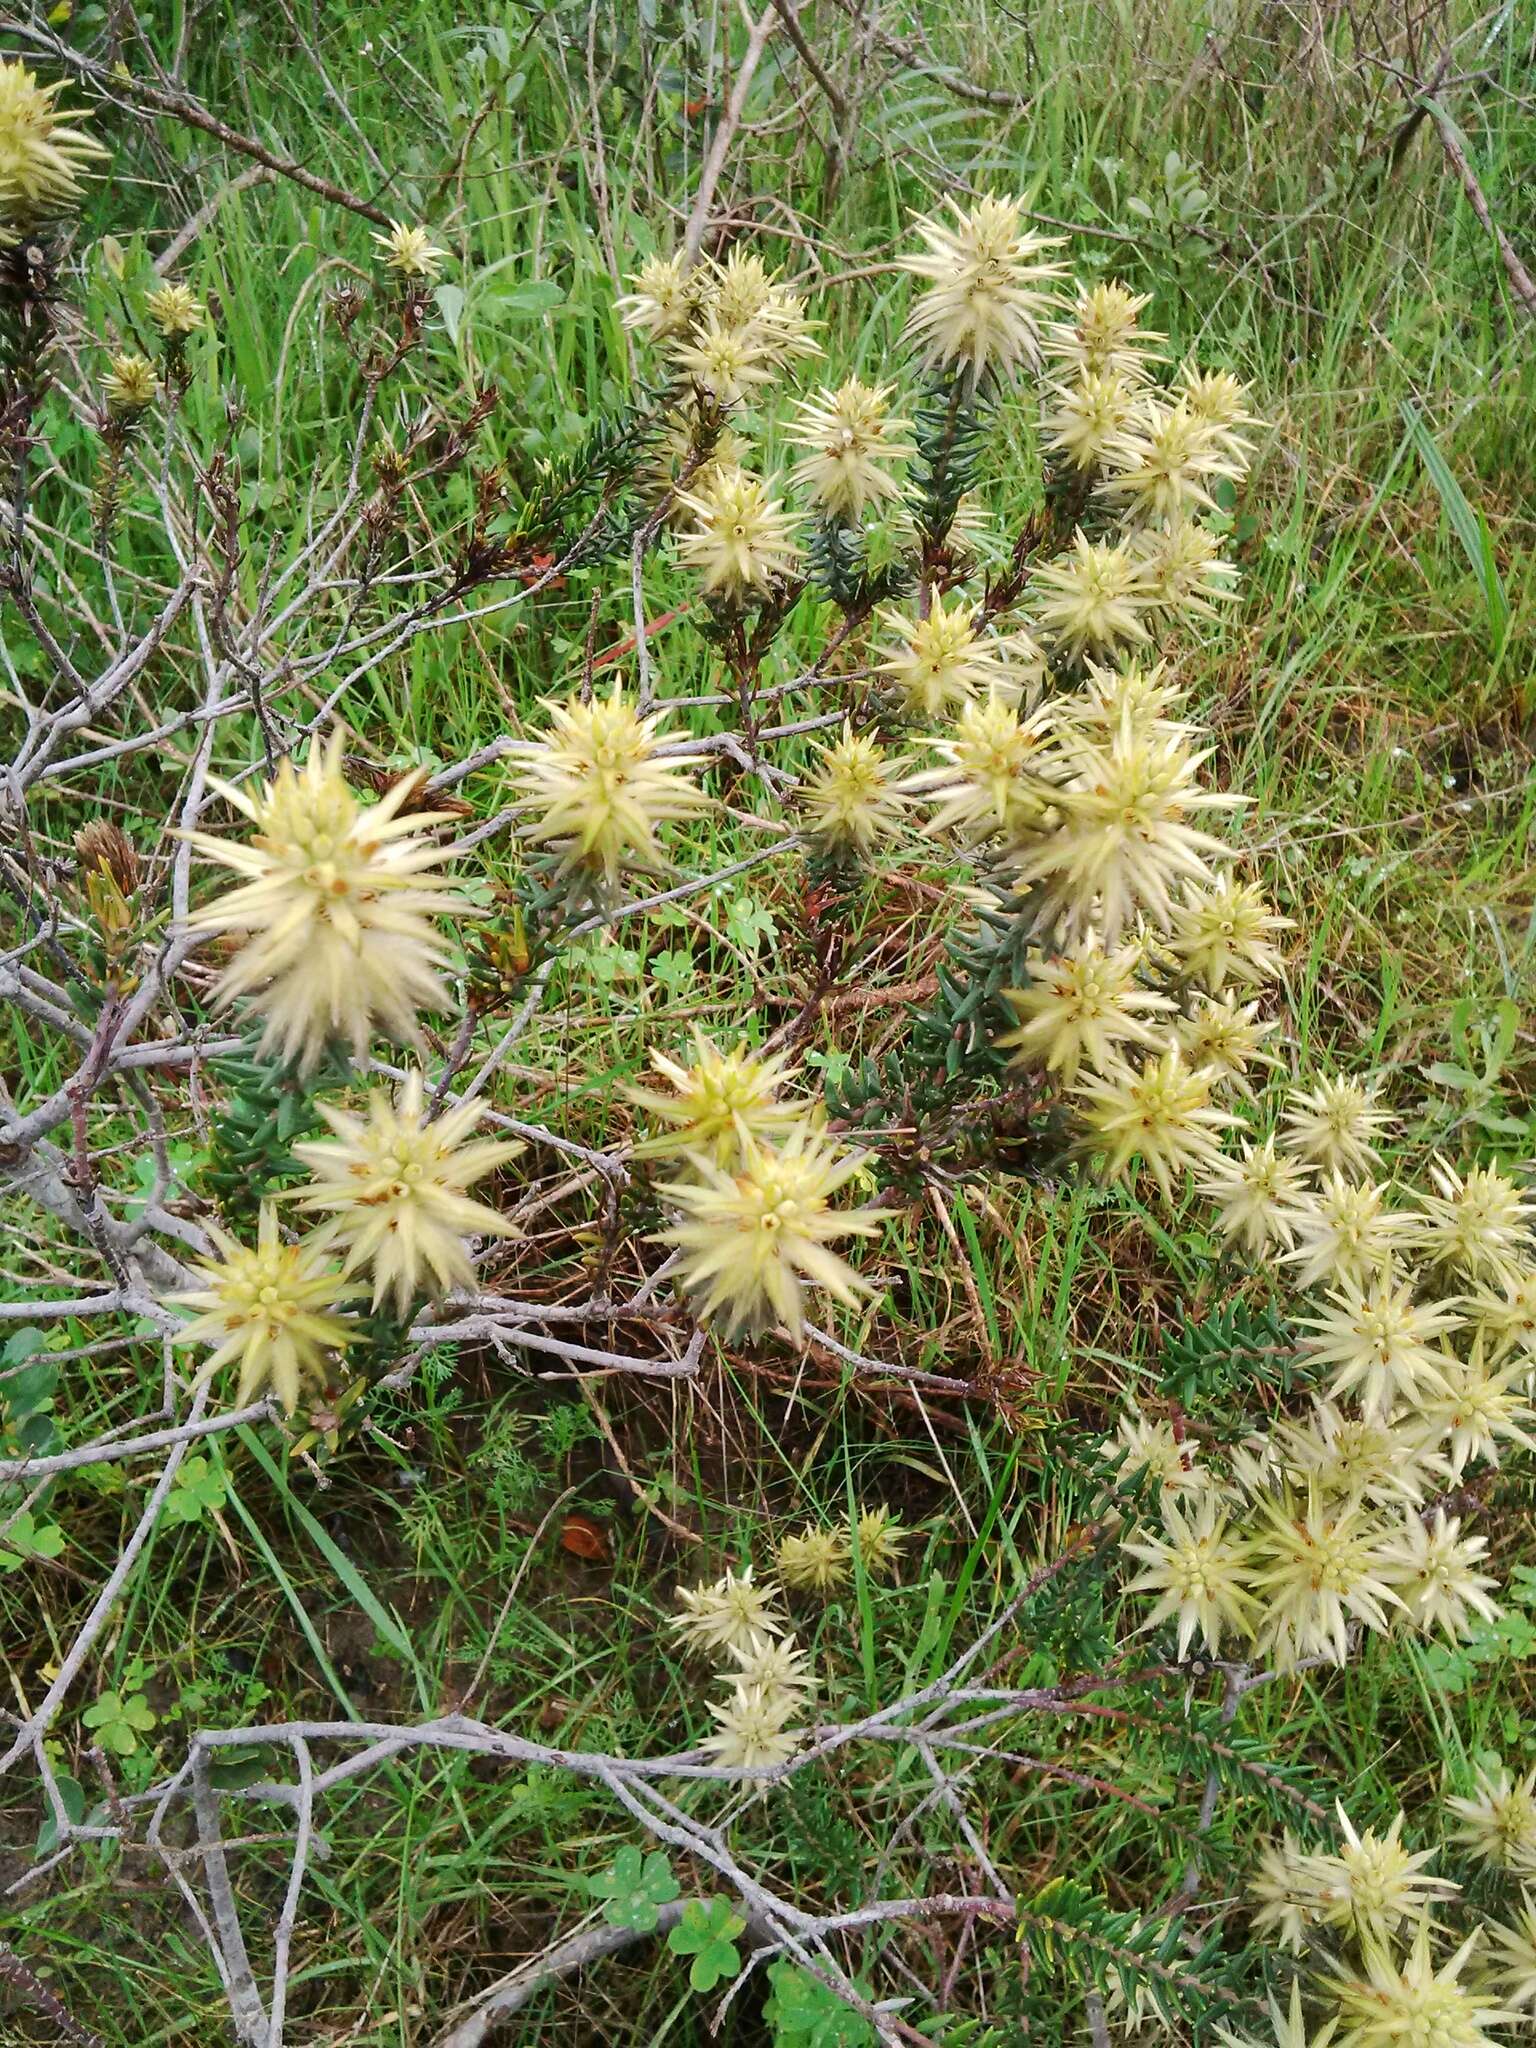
(1170, 873, 1289, 991)
(1102, 397, 1241, 525)
(1417, 1337, 1536, 1474)
(790, 379, 913, 517)
(104, 353, 156, 412)
(1325, 1924, 1510, 2048)
(777, 1526, 850, 1593)
(1408, 1156, 1535, 1286)
(1199, 1135, 1313, 1256)
(627, 1030, 806, 1168)
(1101, 1408, 1205, 1497)
(998, 936, 1173, 1083)
(1064, 659, 1193, 744)
(703, 1681, 803, 1771)
(658, 1123, 888, 1340)
(852, 1506, 905, 1577)
(1177, 991, 1279, 1098)
(1282, 1076, 1392, 1179)
(1463, 1264, 1536, 1364)
(1281, 1173, 1415, 1293)
(1121, 1491, 1258, 1657)
(617, 251, 695, 339)
(371, 221, 446, 280)
(509, 685, 711, 889)
(798, 724, 910, 856)
(1385, 1508, 1500, 1639)
(704, 247, 776, 329)
(1490, 1893, 1536, 2011)
(1247, 1485, 1401, 1666)
(1314, 1806, 1457, 1941)
(169, 1204, 355, 1413)
(1132, 518, 1242, 621)
(1075, 1046, 1236, 1201)
(901, 195, 1065, 380)
(1011, 720, 1244, 941)
(185, 733, 478, 1072)
(1248, 1832, 1333, 1953)
(911, 692, 1061, 843)
(878, 593, 1008, 718)
(675, 465, 799, 600)
(1041, 370, 1139, 472)
(0, 60, 107, 229)
(1273, 1399, 1440, 1508)
(1299, 1273, 1458, 1416)
(1177, 363, 1261, 460)
(291, 1073, 520, 1315)
(144, 282, 206, 337)
(1044, 281, 1164, 382)
(672, 314, 778, 405)
(726, 1632, 817, 1698)
(1031, 529, 1153, 657)
(671, 1565, 786, 1658)
(1447, 1765, 1536, 1875)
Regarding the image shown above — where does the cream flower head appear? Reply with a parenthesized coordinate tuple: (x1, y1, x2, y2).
(1074, 1046, 1236, 1202)
(1043, 281, 1165, 382)
(1170, 872, 1289, 991)
(1198, 1135, 1312, 1257)
(798, 723, 910, 856)
(1121, 1491, 1258, 1659)
(901, 194, 1065, 380)
(789, 379, 913, 518)
(1282, 1074, 1393, 1178)
(776, 1525, 850, 1593)
(185, 733, 479, 1073)
(144, 282, 206, 337)
(878, 592, 1008, 718)
(291, 1072, 521, 1315)
(674, 464, 799, 601)
(1133, 518, 1242, 621)
(627, 1030, 806, 1168)
(703, 1681, 803, 1771)
(170, 1204, 356, 1414)
(1102, 397, 1242, 525)
(0, 60, 107, 230)
(1011, 719, 1245, 941)
(909, 692, 1061, 844)
(1040, 370, 1139, 472)
(998, 936, 1173, 1084)
(672, 314, 778, 405)
(671, 1565, 786, 1659)
(657, 1122, 889, 1340)
(103, 352, 157, 413)
(1031, 529, 1153, 657)
(617, 251, 695, 338)
(371, 221, 447, 281)
(508, 684, 712, 889)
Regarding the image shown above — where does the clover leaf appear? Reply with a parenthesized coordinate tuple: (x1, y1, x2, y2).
(590, 1845, 680, 1932)
(82, 1690, 157, 1757)
(765, 1960, 876, 2045)
(666, 1896, 745, 1992)
(162, 1454, 229, 1527)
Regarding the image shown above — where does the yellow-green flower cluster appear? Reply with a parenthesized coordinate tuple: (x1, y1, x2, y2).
(1116, 1086, 1535, 1675)
(631, 1034, 888, 1339)
(1242, 1801, 1525, 2048)
(672, 1506, 903, 1775)
(507, 683, 713, 898)
(0, 59, 107, 238)
(170, 1073, 520, 1411)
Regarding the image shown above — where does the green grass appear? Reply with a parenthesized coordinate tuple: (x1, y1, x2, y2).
(4, 0, 1536, 2042)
